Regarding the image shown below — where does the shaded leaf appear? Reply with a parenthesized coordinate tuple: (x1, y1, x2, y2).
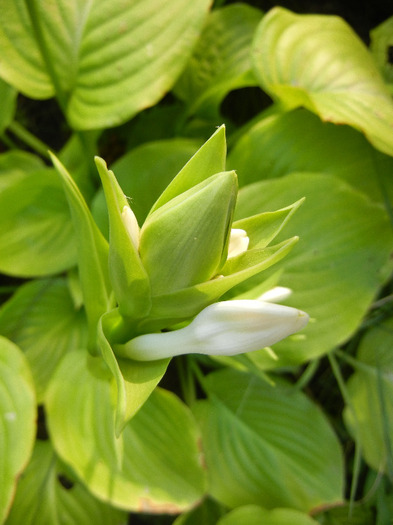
(174, 4, 263, 118)
(5, 441, 127, 525)
(217, 505, 319, 525)
(194, 368, 344, 511)
(0, 278, 88, 403)
(344, 317, 393, 474)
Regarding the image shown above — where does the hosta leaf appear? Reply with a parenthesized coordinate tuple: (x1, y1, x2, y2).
(233, 172, 393, 367)
(5, 441, 127, 525)
(0, 0, 212, 129)
(194, 369, 343, 511)
(174, 4, 263, 119)
(45, 349, 206, 513)
(217, 505, 319, 525)
(0, 337, 36, 524)
(252, 7, 393, 156)
(0, 278, 88, 403)
(0, 78, 17, 134)
(228, 108, 393, 205)
(344, 317, 393, 474)
(0, 166, 76, 277)
(370, 16, 393, 89)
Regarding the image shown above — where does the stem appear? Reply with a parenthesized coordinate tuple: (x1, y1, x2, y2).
(294, 358, 319, 391)
(8, 121, 50, 159)
(176, 356, 197, 406)
(328, 351, 362, 515)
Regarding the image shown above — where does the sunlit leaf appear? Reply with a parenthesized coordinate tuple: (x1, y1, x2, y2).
(45, 349, 206, 513)
(5, 440, 127, 525)
(252, 7, 393, 156)
(0, 278, 87, 403)
(194, 368, 343, 511)
(174, 4, 263, 118)
(0, 337, 36, 524)
(0, 0, 212, 129)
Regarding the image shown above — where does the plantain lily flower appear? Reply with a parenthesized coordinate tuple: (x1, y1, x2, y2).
(227, 229, 250, 259)
(115, 299, 309, 361)
(121, 205, 140, 251)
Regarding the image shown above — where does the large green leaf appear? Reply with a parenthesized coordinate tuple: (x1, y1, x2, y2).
(217, 505, 319, 525)
(194, 368, 343, 511)
(0, 337, 36, 524)
(232, 172, 393, 367)
(228, 108, 393, 205)
(4, 440, 127, 525)
(174, 4, 263, 119)
(0, 0, 212, 129)
(45, 349, 206, 513)
(252, 7, 393, 156)
(0, 165, 76, 277)
(0, 278, 88, 403)
(344, 317, 393, 474)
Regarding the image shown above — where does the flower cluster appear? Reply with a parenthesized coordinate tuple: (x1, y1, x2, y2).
(95, 126, 308, 361)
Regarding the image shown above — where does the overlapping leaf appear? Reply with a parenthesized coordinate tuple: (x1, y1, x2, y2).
(252, 7, 393, 156)
(174, 4, 263, 118)
(4, 441, 127, 525)
(0, 162, 76, 277)
(0, 0, 212, 129)
(0, 278, 88, 402)
(217, 505, 319, 525)
(0, 337, 36, 524)
(45, 349, 206, 513)
(344, 317, 393, 474)
(233, 172, 393, 367)
(194, 369, 343, 511)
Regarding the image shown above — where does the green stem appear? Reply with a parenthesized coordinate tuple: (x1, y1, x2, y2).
(8, 121, 50, 159)
(294, 358, 319, 391)
(328, 351, 362, 516)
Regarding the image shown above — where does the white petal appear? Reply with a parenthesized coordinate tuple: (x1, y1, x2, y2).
(227, 229, 249, 258)
(122, 205, 140, 251)
(258, 286, 292, 303)
(116, 300, 309, 361)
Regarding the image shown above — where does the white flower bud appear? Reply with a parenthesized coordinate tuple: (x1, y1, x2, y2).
(121, 205, 140, 251)
(116, 299, 309, 361)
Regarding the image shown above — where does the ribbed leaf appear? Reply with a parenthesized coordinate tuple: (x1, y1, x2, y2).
(344, 318, 393, 474)
(45, 349, 206, 513)
(0, 337, 36, 524)
(174, 4, 262, 118)
(252, 7, 393, 156)
(194, 368, 343, 511)
(233, 172, 393, 366)
(0, 0, 212, 129)
(0, 166, 76, 277)
(217, 505, 319, 525)
(0, 278, 88, 402)
(5, 441, 127, 525)
(228, 108, 393, 205)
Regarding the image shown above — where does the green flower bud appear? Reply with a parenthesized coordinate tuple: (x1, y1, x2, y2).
(139, 170, 237, 296)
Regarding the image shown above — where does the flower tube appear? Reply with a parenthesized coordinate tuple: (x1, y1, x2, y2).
(115, 299, 309, 361)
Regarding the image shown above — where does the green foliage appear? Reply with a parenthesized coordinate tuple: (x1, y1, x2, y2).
(0, 1, 393, 524)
